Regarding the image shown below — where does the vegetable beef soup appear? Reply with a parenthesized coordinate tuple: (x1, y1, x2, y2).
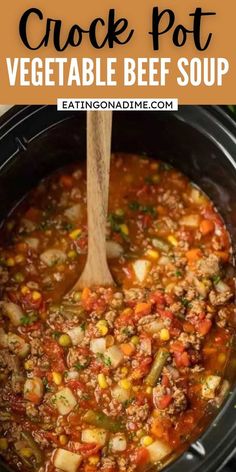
(0, 154, 235, 472)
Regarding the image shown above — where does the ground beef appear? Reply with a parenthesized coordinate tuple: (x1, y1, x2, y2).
(126, 403, 149, 423)
(197, 254, 220, 278)
(209, 289, 233, 306)
(124, 288, 146, 303)
(101, 457, 116, 470)
(216, 307, 231, 327)
(168, 387, 187, 414)
(178, 332, 201, 350)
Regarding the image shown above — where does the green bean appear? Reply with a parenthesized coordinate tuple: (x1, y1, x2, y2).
(83, 410, 122, 433)
(145, 348, 169, 387)
(21, 432, 43, 466)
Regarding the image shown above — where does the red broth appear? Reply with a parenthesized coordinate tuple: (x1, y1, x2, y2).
(0, 154, 234, 472)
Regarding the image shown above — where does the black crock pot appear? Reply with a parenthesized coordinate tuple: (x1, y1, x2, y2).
(0, 105, 236, 472)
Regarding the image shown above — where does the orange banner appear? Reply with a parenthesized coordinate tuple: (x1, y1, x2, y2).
(0, 0, 235, 104)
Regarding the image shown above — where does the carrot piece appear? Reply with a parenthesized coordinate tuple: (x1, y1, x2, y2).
(215, 251, 229, 262)
(200, 219, 215, 235)
(120, 343, 135, 356)
(59, 174, 74, 188)
(84, 466, 97, 472)
(197, 319, 212, 336)
(157, 394, 173, 409)
(134, 302, 151, 317)
(151, 419, 165, 438)
(81, 287, 91, 301)
(183, 321, 195, 333)
(186, 248, 202, 262)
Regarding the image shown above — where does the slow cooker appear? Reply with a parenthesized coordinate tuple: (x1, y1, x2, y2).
(0, 105, 236, 472)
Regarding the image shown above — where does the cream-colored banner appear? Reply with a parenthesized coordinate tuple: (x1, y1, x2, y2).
(0, 0, 235, 104)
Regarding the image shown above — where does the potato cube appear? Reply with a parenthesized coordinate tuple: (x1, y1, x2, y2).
(53, 448, 82, 472)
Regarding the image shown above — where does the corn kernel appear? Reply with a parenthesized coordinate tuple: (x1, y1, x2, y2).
(14, 272, 25, 283)
(121, 367, 128, 376)
(96, 320, 108, 336)
(15, 254, 25, 264)
(146, 249, 159, 260)
(58, 334, 72, 347)
(88, 455, 100, 465)
(152, 174, 160, 183)
(32, 291, 42, 301)
(69, 229, 82, 240)
(142, 436, 153, 447)
(115, 209, 124, 217)
(21, 285, 30, 295)
(160, 328, 170, 341)
(67, 250, 77, 260)
(6, 257, 15, 267)
(146, 386, 153, 394)
(119, 379, 132, 390)
(119, 224, 129, 236)
(24, 360, 34, 370)
(0, 438, 8, 450)
(59, 435, 68, 446)
(131, 336, 140, 346)
(73, 291, 81, 302)
(98, 373, 108, 389)
(167, 235, 178, 247)
(218, 353, 226, 364)
(20, 447, 33, 458)
(52, 372, 62, 385)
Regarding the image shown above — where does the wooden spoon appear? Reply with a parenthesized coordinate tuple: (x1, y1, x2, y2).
(72, 111, 115, 291)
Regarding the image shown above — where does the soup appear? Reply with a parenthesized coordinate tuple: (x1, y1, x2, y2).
(0, 154, 234, 472)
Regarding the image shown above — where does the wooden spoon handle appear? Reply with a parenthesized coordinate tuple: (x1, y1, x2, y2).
(76, 111, 114, 288)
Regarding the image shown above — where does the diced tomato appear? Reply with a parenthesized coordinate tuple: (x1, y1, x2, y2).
(162, 374, 170, 388)
(174, 351, 191, 368)
(158, 309, 173, 320)
(132, 356, 153, 380)
(197, 319, 212, 336)
(169, 318, 182, 337)
(75, 443, 101, 457)
(66, 380, 84, 391)
(157, 394, 173, 409)
(43, 432, 61, 446)
(164, 294, 176, 305)
(44, 339, 65, 372)
(150, 290, 166, 307)
(133, 447, 150, 468)
(22, 321, 41, 333)
(170, 341, 185, 353)
(24, 207, 41, 222)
